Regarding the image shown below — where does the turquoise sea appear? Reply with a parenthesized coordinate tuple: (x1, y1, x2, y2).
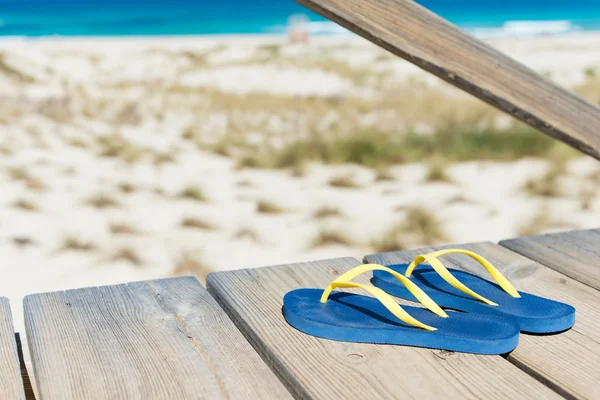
(1, 0, 600, 37)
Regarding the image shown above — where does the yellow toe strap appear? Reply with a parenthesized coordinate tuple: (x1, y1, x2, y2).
(405, 249, 520, 306)
(320, 264, 448, 331)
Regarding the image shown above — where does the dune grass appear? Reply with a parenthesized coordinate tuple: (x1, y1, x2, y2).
(85, 193, 121, 209)
(404, 207, 447, 243)
(60, 236, 96, 252)
(522, 165, 564, 198)
(0, 53, 35, 84)
(257, 199, 287, 214)
(370, 222, 408, 253)
(311, 228, 353, 248)
(374, 168, 395, 182)
(12, 198, 39, 212)
(232, 124, 567, 171)
(110, 222, 141, 235)
(178, 186, 207, 202)
(172, 252, 213, 283)
(234, 227, 261, 242)
(111, 248, 143, 266)
(372, 206, 446, 252)
(7, 167, 31, 181)
(580, 186, 596, 211)
(312, 206, 342, 220)
(97, 134, 146, 163)
(117, 182, 136, 193)
(180, 216, 216, 230)
(425, 158, 452, 183)
(328, 174, 360, 189)
(517, 207, 572, 237)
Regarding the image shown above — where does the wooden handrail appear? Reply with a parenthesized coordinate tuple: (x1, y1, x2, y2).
(295, 0, 600, 160)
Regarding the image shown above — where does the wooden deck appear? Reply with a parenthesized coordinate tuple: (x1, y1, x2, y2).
(0, 228, 597, 399)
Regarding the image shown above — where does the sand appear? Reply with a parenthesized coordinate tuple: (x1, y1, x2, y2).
(0, 33, 600, 334)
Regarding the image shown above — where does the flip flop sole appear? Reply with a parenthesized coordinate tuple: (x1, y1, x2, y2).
(283, 289, 520, 355)
(372, 264, 576, 334)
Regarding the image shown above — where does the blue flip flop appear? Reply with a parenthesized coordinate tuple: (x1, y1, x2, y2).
(371, 249, 576, 334)
(283, 264, 520, 354)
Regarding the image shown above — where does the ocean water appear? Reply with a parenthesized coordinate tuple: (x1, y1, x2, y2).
(1, 0, 600, 38)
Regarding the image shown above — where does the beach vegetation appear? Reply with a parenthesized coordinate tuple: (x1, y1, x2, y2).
(109, 222, 141, 235)
(236, 179, 254, 187)
(117, 182, 136, 193)
(152, 151, 176, 167)
(328, 174, 360, 188)
(111, 248, 143, 266)
(234, 227, 261, 242)
(374, 168, 396, 182)
(311, 228, 353, 248)
(178, 186, 208, 202)
(312, 206, 342, 220)
(580, 186, 596, 211)
(180, 216, 216, 230)
(403, 207, 447, 244)
(257, 199, 287, 214)
(60, 236, 96, 252)
(227, 124, 566, 171)
(97, 134, 145, 163)
(425, 157, 452, 183)
(585, 67, 597, 79)
(522, 166, 563, 198)
(12, 198, 39, 212)
(172, 252, 213, 283)
(66, 137, 89, 149)
(0, 53, 34, 84)
(517, 206, 571, 236)
(7, 167, 31, 181)
(85, 193, 121, 209)
(372, 206, 446, 251)
(371, 224, 407, 253)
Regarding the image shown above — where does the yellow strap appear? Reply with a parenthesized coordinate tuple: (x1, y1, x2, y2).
(405, 249, 521, 306)
(320, 264, 448, 331)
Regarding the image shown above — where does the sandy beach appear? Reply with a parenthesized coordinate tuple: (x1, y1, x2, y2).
(1, 33, 600, 332)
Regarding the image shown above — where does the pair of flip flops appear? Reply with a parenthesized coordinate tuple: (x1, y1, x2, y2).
(283, 249, 575, 355)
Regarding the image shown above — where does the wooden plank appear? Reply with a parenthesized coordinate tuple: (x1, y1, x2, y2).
(294, 0, 600, 159)
(500, 229, 600, 291)
(365, 242, 600, 399)
(0, 298, 26, 400)
(207, 257, 561, 400)
(24, 277, 290, 400)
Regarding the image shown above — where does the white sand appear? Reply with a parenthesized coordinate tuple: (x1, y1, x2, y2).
(0, 33, 599, 336)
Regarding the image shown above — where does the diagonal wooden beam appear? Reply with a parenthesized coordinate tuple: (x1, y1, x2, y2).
(296, 0, 600, 160)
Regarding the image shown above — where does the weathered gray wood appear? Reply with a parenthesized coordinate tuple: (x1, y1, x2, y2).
(295, 0, 600, 159)
(24, 277, 290, 400)
(500, 229, 600, 291)
(0, 298, 26, 400)
(365, 242, 600, 399)
(207, 257, 561, 400)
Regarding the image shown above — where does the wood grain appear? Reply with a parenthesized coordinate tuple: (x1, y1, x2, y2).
(207, 257, 560, 400)
(365, 242, 600, 399)
(24, 276, 290, 400)
(294, 0, 600, 159)
(0, 298, 26, 400)
(500, 228, 600, 291)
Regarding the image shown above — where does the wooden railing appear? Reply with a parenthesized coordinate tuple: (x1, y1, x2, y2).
(296, 0, 600, 160)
